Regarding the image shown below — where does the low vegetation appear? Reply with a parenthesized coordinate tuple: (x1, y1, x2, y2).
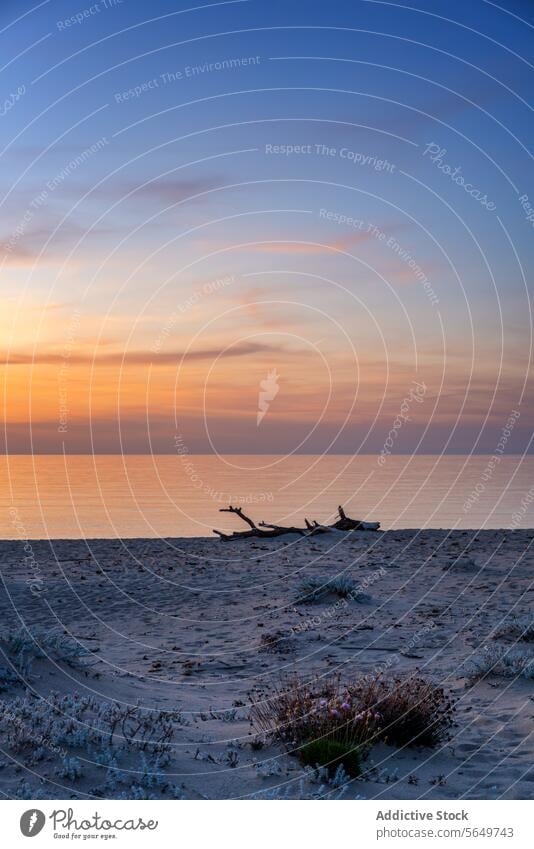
(0, 625, 93, 676)
(463, 644, 534, 683)
(258, 630, 296, 654)
(493, 614, 534, 643)
(0, 689, 187, 799)
(250, 672, 456, 777)
(296, 574, 370, 604)
(347, 674, 456, 748)
(299, 738, 362, 778)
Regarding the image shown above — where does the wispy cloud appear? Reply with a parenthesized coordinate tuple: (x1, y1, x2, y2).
(0, 221, 112, 266)
(205, 232, 372, 256)
(1, 340, 293, 367)
(101, 176, 223, 205)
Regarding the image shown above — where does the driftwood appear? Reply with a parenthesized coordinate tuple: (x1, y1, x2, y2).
(213, 505, 379, 541)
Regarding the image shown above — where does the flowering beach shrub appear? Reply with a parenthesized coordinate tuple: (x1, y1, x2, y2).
(251, 672, 456, 772)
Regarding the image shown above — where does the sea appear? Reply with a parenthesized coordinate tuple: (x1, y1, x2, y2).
(0, 454, 533, 539)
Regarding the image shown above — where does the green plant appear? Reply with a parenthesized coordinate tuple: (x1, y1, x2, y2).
(299, 738, 362, 778)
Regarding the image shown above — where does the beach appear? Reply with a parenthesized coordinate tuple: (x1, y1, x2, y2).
(0, 527, 532, 800)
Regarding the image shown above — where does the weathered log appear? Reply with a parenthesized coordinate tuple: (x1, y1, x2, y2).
(213, 528, 258, 541)
(330, 504, 362, 530)
(213, 505, 379, 540)
(259, 520, 331, 537)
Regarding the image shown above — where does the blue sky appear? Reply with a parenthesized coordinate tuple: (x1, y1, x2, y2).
(1, 0, 533, 454)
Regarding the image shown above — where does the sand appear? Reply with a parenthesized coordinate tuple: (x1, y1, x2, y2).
(0, 528, 532, 800)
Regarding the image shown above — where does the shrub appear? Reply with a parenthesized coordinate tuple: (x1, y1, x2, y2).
(0, 665, 20, 691)
(493, 614, 534, 643)
(299, 738, 362, 778)
(346, 674, 456, 747)
(254, 758, 284, 778)
(258, 630, 295, 654)
(296, 574, 369, 604)
(1, 626, 92, 672)
(463, 644, 534, 683)
(251, 675, 376, 750)
(12, 779, 47, 800)
(135, 751, 166, 790)
(116, 785, 158, 800)
(0, 691, 185, 761)
(57, 756, 83, 781)
(250, 672, 456, 761)
(0, 690, 189, 798)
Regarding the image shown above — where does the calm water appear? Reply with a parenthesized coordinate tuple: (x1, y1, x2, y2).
(1, 455, 533, 539)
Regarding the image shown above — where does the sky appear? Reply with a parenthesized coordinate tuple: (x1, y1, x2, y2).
(0, 0, 533, 455)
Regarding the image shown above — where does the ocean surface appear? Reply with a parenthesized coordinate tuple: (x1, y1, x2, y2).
(1, 455, 533, 539)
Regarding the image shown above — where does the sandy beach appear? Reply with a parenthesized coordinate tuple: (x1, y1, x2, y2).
(0, 527, 532, 800)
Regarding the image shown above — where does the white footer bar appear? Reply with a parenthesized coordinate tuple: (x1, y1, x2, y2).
(4, 799, 532, 847)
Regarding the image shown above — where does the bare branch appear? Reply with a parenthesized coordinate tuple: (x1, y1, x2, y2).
(219, 506, 257, 529)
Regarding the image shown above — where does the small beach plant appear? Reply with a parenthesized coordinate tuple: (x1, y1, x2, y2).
(1, 626, 92, 672)
(493, 614, 534, 643)
(463, 644, 534, 683)
(296, 574, 369, 604)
